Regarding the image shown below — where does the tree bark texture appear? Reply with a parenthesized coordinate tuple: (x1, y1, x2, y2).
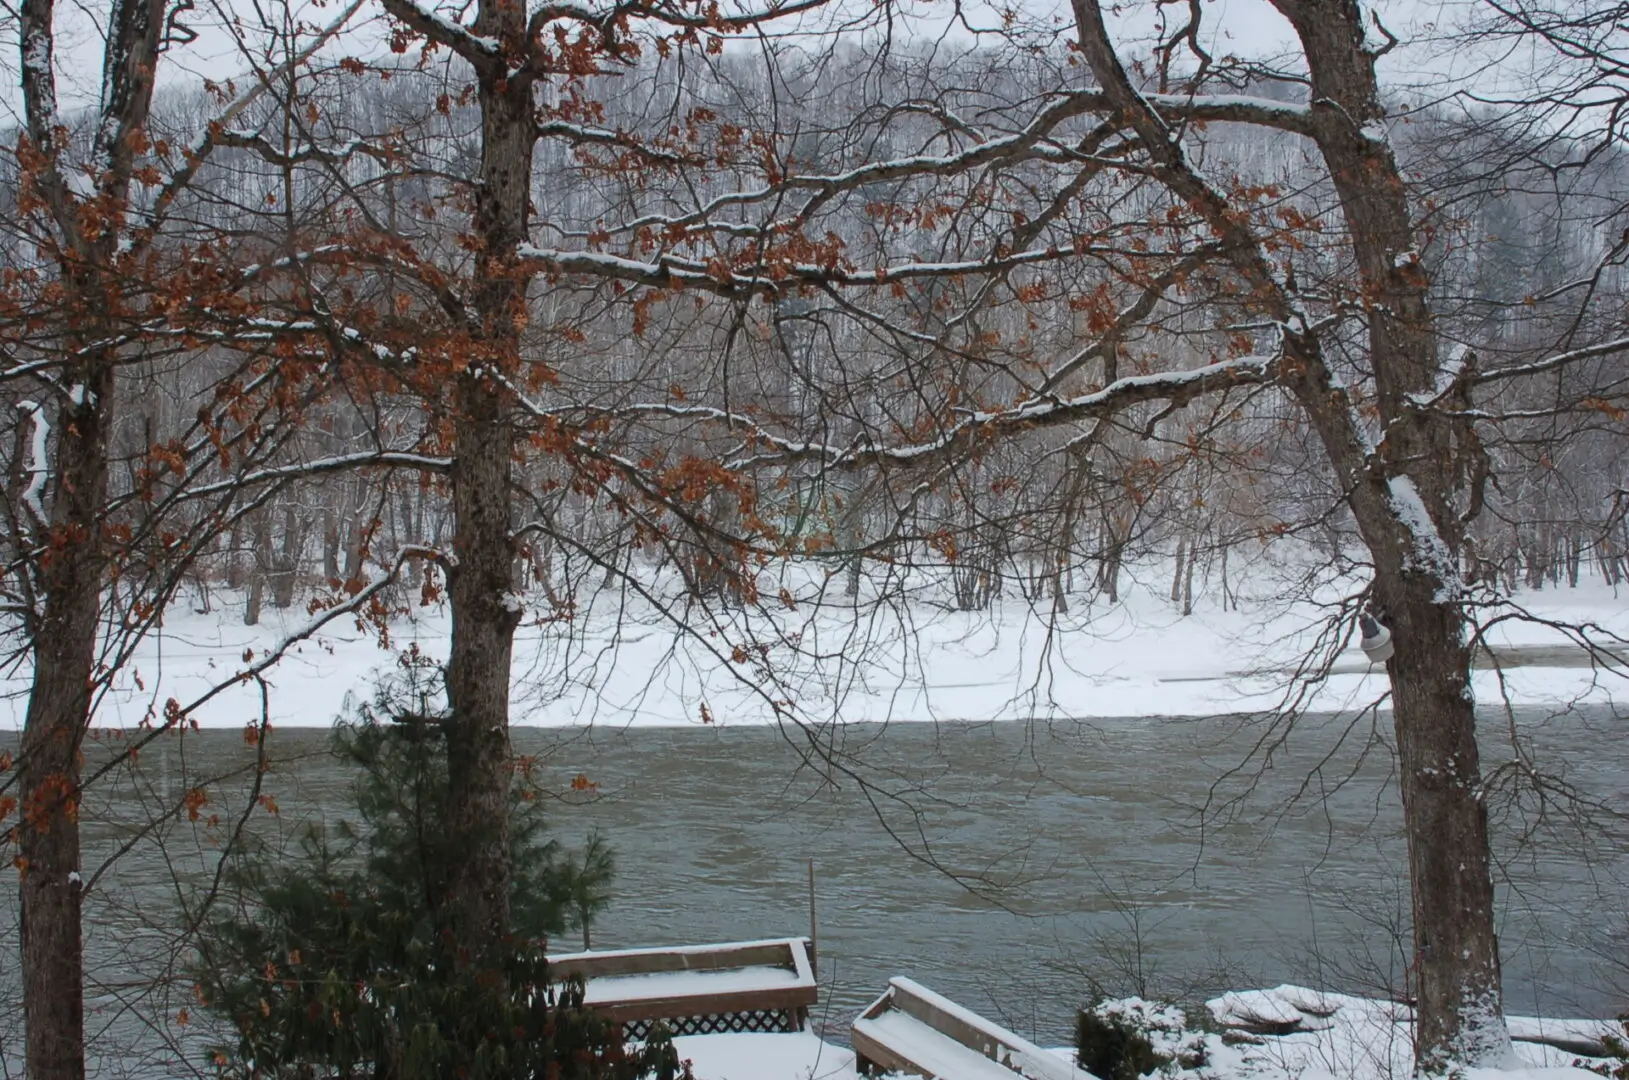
(435, 0, 537, 954)
(16, 0, 163, 1070)
(1278, 1, 1508, 1065)
(18, 369, 112, 1080)
(1070, 0, 1510, 1067)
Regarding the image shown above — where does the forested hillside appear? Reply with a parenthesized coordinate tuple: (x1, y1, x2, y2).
(4, 48, 1623, 621)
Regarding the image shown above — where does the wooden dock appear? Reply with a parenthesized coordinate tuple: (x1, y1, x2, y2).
(549, 937, 818, 1038)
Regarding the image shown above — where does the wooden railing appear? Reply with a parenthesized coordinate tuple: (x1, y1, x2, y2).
(852, 977, 1098, 1080)
(549, 937, 818, 1038)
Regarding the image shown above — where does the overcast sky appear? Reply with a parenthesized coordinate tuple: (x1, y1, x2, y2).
(0, 0, 1600, 146)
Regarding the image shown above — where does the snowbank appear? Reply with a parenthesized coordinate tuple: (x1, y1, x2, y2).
(2, 561, 1624, 730)
(623, 984, 1623, 1080)
(1080, 986, 1617, 1080)
(671, 1031, 857, 1080)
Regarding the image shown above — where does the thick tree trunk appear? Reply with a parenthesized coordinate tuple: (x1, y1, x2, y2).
(1073, 0, 1513, 1059)
(442, 388, 518, 949)
(1276, 2, 1512, 1066)
(19, 366, 113, 1080)
(1279, 320, 1510, 1072)
(1381, 576, 1504, 1068)
(434, 0, 535, 955)
(17, 0, 176, 1071)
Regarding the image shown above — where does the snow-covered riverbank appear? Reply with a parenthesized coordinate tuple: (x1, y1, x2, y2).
(4, 557, 1622, 730)
(675, 986, 1623, 1080)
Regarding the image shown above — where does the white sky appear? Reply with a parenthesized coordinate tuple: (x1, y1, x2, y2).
(0, 0, 1607, 141)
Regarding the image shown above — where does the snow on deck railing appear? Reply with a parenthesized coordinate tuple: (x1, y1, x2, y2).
(547, 938, 817, 1031)
(551, 938, 813, 966)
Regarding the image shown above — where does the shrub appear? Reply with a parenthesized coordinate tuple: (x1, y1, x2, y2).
(1077, 1009, 1165, 1080)
(1585, 1018, 1629, 1079)
(194, 659, 679, 1080)
(1075, 999, 1206, 1080)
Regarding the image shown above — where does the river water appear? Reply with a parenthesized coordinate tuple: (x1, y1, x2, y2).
(3, 707, 1627, 1076)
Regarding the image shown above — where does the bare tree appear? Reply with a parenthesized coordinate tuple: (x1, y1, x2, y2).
(487, 5, 1628, 1070)
(1, 4, 367, 1073)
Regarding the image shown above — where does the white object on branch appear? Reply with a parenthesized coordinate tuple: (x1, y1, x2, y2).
(17, 400, 50, 526)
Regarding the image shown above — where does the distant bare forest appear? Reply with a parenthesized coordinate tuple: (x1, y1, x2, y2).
(3, 48, 1625, 627)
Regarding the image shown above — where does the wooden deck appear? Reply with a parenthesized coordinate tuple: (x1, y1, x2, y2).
(852, 977, 1097, 1080)
(549, 937, 818, 1036)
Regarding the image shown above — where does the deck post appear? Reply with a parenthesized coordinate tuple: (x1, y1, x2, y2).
(807, 858, 818, 981)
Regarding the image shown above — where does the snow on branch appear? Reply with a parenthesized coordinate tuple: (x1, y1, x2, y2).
(378, 0, 502, 63)
(0, 358, 72, 387)
(530, 0, 829, 33)
(178, 450, 453, 503)
(214, 129, 394, 170)
(1473, 335, 1629, 385)
(535, 120, 696, 165)
(518, 243, 1098, 297)
(499, 355, 1273, 473)
(844, 355, 1275, 468)
(1386, 475, 1463, 602)
(1408, 345, 1474, 408)
(1140, 92, 1317, 134)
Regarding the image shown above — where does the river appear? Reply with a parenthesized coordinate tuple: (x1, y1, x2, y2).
(3, 706, 1626, 1076)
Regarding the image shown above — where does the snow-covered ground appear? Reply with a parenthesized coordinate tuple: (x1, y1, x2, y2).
(2, 555, 1624, 730)
(1169, 987, 1616, 1080)
(673, 1031, 857, 1080)
(668, 987, 1623, 1080)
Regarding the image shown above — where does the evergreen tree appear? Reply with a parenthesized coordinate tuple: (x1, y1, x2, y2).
(194, 656, 681, 1080)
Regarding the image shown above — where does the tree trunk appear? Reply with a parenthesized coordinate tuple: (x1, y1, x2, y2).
(323, 505, 341, 582)
(442, 387, 518, 948)
(1068, 0, 1514, 1065)
(1181, 540, 1195, 617)
(1097, 514, 1123, 604)
(343, 504, 365, 584)
(431, 0, 536, 956)
(271, 505, 301, 609)
(245, 573, 264, 627)
(1270, 3, 1513, 1065)
(248, 510, 271, 624)
(16, 0, 183, 1070)
(1381, 576, 1503, 1067)
(227, 517, 248, 589)
(18, 368, 112, 1080)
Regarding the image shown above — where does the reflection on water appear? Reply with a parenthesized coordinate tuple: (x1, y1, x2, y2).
(3, 707, 1627, 1076)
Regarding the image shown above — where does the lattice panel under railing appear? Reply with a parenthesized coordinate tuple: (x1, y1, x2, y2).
(624, 1008, 804, 1039)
